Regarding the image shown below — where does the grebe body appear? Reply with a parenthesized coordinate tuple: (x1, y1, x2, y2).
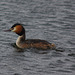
(5, 23, 55, 50)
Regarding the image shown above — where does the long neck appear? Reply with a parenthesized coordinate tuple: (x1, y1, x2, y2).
(16, 33, 26, 42)
(16, 33, 26, 48)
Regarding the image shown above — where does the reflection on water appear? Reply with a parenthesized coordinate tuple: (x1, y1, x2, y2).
(0, 0, 75, 75)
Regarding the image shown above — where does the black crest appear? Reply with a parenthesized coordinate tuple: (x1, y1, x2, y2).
(11, 23, 25, 36)
(11, 23, 22, 28)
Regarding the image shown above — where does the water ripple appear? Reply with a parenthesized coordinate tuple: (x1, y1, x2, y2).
(0, 0, 75, 75)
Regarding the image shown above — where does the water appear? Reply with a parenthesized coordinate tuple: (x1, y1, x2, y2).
(0, 0, 75, 75)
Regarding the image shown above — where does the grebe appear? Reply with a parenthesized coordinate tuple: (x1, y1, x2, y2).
(5, 23, 56, 49)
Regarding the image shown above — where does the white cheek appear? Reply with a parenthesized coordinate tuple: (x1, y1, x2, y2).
(12, 27, 16, 32)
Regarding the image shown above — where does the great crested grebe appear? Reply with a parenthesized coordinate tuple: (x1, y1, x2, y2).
(5, 23, 56, 49)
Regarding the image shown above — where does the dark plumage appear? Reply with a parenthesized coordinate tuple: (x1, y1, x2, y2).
(6, 23, 56, 49)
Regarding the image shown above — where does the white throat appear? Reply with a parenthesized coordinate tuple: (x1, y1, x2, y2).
(16, 34, 25, 48)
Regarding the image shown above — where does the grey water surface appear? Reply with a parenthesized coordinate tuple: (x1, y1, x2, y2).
(0, 0, 75, 75)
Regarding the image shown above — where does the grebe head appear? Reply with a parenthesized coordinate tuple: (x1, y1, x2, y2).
(6, 23, 25, 36)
